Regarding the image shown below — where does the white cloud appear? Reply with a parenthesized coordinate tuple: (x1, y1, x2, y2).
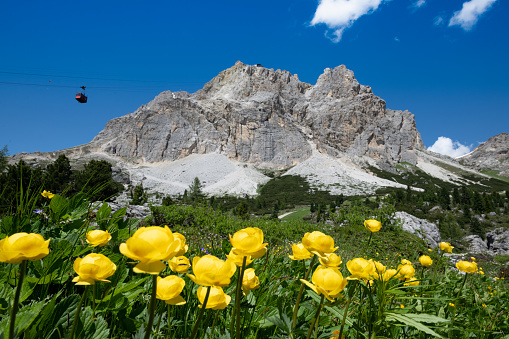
(449, 0, 497, 30)
(310, 0, 385, 42)
(394, 36, 400, 42)
(428, 137, 472, 158)
(413, 0, 426, 8)
(434, 16, 444, 26)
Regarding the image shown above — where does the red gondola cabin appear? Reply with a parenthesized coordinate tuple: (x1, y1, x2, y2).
(75, 92, 87, 103)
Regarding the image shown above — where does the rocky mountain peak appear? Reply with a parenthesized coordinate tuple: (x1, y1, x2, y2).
(460, 132, 509, 176)
(79, 62, 425, 168)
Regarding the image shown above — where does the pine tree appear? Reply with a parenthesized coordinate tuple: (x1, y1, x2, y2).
(189, 177, 204, 202)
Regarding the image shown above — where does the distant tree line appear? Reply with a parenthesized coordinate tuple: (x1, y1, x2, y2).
(0, 153, 123, 215)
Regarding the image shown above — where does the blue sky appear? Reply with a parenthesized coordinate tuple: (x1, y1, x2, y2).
(1, 0, 507, 158)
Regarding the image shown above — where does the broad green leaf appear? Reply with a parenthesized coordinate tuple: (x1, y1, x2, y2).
(405, 313, 449, 324)
(385, 312, 446, 338)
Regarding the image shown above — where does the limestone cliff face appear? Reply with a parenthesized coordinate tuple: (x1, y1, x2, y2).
(92, 61, 424, 168)
(460, 133, 509, 176)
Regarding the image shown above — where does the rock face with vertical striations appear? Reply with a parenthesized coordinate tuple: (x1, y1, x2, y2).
(90, 61, 424, 168)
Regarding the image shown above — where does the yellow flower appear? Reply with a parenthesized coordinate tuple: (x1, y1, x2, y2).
(197, 286, 231, 309)
(346, 258, 375, 280)
(449, 303, 455, 307)
(397, 262, 415, 280)
(331, 330, 345, 339)
(456, 260, 478, 273)
(169, 256, 191, 273)
(226, 249, 254, 267)
(86, 230, 112, 247)
(428, 249, 433, 252)
(288, 243, 312, 261)
(242, 268, 260, 295)
(229, 227, 268, 259)
(364, 219, 381, 232)
(173, 232, 188, 256)
(0, 232, 50, 264)
(379, 269, 398, 282)
(404, 277, 420, 286)
(302, 231, 338, 257)
(300, 266, 347, 301)
(187, 255, 236, 287)
(439, 242, 454, 253)
(119, 226, 180, 274)
(156, 276, 186, 305)
(400, 304, 405, 308)
(419, 255, 433, 267)
(470, 257, 476, 261)
(401, 259, 412, 265)
(482, 303, 487, 308)
(41, 190, 55, 199)
(319, 253, 342, 268)
(72, 253, 116, 285)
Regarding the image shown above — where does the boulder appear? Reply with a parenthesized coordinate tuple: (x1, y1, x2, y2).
(395, 211, 441, 248)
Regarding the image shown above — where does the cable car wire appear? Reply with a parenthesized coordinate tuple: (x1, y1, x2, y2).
(0, 81, 182, 89)
(0, 70, 202, 84)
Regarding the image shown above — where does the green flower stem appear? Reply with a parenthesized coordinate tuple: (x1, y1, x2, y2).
(9, 260, 27, 339)
(144, 275, 158, 339)
(432, 251, 444, 285)
(306, 294, 325, 339)
(338, 280, 358, 339)
(235, 256, 247, 339)
(292, 255, 317, 329)
(189, 286, 211, 339)
(69, 285, 89, 339)
(449, 273, 469, 339)
(166, 303, 172, 339)
(364, 232, 373, 255)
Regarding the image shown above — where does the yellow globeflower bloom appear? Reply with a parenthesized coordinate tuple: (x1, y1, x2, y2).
(404, 277, 420, 286)
(302, 231, 338, 257)
(288, 243, 312, 261)
(168, 256, 191, 274)
(229, 227, 268, 259)
(300, 266, 347, 301)
(346, 258, 375, 280)
(119, 226, 180, 275)
(187, 255, 236, 287)
(456, 260, 478, 273)
(86, 230, 112, 247)
(242, 268, 260, 295)
(226, 249, 254, 267)
(419, 255, 433, 267)
(156, 276, 186, 305)
(439, 242, 454, 253)
(319, 253, 342, 268)
(197, 286, 231, 309)
(0, 232, 50, 264)
(401, 259, 412, 265)
(397, 263, 415, 280)
(331, 330, 346, 339)
(364, 219, 382, 232)
(379, 269, 398, 282)
(72, 253, 116, 285)
(41, 190, 55, 199)
(173, 232, 188, 257)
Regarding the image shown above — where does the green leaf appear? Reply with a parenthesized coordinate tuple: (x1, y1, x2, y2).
(385, 312, 446, 338)
(49, 195, 69, 222)
(405, 313, 449, 324)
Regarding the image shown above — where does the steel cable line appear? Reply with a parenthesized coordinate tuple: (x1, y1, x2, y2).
(0, 70, 202, 84)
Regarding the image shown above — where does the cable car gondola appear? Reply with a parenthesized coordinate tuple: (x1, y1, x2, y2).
(75, 86, 87, 103)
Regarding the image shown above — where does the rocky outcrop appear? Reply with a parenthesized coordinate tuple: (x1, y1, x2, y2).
(460, 132, 509, 176)
(89, 62, 424, 168)
(463, 227, 509, 255)
(395, 211, 441, 248)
